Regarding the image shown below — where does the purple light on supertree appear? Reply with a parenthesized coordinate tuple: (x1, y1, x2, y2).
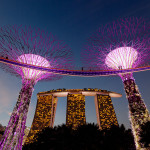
(17, 54, 50, 79)
(82, 17, 150, 150)
(0, 25, 73, 150)
(105, 47, 138, 70)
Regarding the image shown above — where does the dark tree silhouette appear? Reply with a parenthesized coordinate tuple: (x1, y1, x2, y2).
(0, 124, 5, 141)
(23, 123, 135, 150)
(101, 124, 135, 150)
(140, 121, 150, 148)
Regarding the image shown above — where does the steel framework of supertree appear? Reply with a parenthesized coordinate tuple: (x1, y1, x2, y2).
(0, 25, 73, 150)
(82, 17, 150, 150)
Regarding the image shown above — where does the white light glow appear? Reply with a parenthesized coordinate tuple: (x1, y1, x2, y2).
(17, 54, 50, 79)
(105, 47, 138, 70)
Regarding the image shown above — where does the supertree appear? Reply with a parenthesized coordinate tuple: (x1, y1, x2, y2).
(0, 25, 73, 150)
(82, 17, 150, 150)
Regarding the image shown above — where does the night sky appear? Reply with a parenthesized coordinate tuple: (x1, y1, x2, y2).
(0, 0, 150, 129)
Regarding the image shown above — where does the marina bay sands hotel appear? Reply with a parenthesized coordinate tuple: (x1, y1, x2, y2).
(25, 88, 121, 144)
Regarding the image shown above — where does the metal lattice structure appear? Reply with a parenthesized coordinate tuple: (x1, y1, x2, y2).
(0, 25, 73, 150)
(82, 17, 150, 150)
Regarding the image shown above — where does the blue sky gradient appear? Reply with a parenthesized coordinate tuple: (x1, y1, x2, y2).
(0, 0, 150, 129)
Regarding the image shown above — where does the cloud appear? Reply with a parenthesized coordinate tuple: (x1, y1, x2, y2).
(26, 104, 36, 127)
(7, 112, 12, 116)
(0, 70, 36, 127)
(0, 83, 13, 113)
(123, 2, 150, 17)
(0, 72, 20, 125)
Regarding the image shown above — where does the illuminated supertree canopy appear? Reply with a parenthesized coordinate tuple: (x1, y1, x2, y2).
(0, 25, 73, 150)
(82, 17, 150, 71)
(105, 47, 138, 70)
(82, 17, 150, 150)
(17, 54, 51, 80)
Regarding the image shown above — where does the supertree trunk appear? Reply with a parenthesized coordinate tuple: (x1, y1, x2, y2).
(120, 73, 150, 150)
(0, 79, 35, 150)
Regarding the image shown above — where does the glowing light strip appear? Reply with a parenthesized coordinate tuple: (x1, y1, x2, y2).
(0, 57, 150, 76)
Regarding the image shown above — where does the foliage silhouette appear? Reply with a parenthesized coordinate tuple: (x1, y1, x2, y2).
(0, 124, 5, 141)
(23, 123, 135, 150)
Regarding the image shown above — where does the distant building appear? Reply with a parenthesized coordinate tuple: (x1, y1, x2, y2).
(25, 95, 58, 144)
(95, 94, 118, 129)
(25, 88, 121, 144)
(66, 94, 86, 129)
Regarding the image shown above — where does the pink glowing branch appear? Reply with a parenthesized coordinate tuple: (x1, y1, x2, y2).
(0, 25, 73, 78)
(0, 25, 73, 150)
(82, 17, 150, 150)
(82, 17, 150, 70)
